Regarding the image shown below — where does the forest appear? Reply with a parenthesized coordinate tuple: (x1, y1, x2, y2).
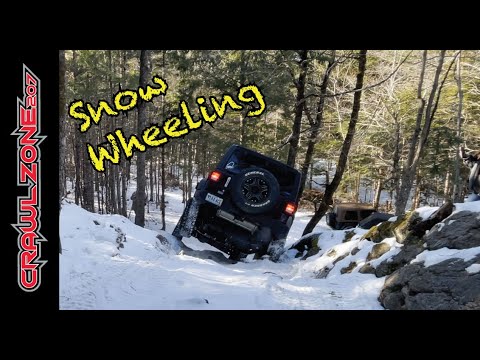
(58, 50, 480, 235)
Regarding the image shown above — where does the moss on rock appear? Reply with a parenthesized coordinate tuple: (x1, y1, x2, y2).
(340, 262, 357, 274)
(366, 242, 391, 261)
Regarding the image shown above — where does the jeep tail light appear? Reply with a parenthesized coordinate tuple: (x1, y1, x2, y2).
(284, 202, 296, 216)
(209, 171, 222, 182)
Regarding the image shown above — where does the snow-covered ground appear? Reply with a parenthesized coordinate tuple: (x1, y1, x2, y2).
(60, 185, 387, 310)
(60, 178, 480, 310)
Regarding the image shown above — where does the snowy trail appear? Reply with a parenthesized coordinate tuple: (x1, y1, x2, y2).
(60, 187, 385, 310)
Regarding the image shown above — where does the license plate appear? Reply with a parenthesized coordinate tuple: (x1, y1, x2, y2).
(206, 193, 223, 206)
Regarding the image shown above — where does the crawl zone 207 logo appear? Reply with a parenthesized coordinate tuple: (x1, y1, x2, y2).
(12, 65, 46, 292)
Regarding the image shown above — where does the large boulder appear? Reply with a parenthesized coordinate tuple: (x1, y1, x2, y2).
(426, 211, 480, 250)
(289, 232, 321, 259)
(378, 207, 480, 309)
(362, 214, 411, 243)
(374, 244, 423, 277)
(373, 202, 457, 277)
(379, 255, 480, 310)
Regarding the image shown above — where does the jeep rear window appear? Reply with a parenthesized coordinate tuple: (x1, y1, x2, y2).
(344, 211, 358, 221)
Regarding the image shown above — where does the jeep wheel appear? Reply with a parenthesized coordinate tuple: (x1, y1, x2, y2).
(267, 239, 286, 262)
(172, 198, 199, 239)
(230, 167, 280, 215)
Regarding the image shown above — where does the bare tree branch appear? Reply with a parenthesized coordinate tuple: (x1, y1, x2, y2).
(325, 51, 413, 98)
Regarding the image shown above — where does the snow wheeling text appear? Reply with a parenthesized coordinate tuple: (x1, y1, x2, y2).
(12, 65, 46, 292)
(68, 77, 266, 172)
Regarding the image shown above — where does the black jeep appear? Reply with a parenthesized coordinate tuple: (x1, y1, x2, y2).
(173, 145, 302, 260)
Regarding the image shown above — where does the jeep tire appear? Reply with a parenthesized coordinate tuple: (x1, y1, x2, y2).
(172, 198, 198, 239)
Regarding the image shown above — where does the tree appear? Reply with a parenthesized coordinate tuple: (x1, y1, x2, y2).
(134, 50, 150, 227)
(299, 51, 337, 197)
(63, 50, 480, 228)
(303, 50, 368, 236)
(287, 50, 309, 167)
(452, 51, 464, 202)
(395, 50, 447, 215)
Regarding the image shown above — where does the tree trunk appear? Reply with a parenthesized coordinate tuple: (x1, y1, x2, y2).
(411, 170, 421, 210)
(121, 162, 127, 217)
(149, 158, 154, 202)
(59, 50, 66, 254)
(373, 179, 383, 210)
(287, 50, 309, 167)
(182, 141, 187, 203)
(355, 172, 361, 203)
(392, 115, 401, 201)
(160, 50, 167, 230)
(444, 170, 451, 201)
(119, 50, 128, 217)
(116, 166, 122, 214)
(107, 50, 118, 215)
(453, 51, 464, 202)
(303, 50, 368, 236)
(161, 144, 166, 230)
(395, 51, 428, 216)
(135, 50, 150, 227)
(187, 139, 194, 198)
(71, 50, 83, 207)
(82, 140, 95, 212)
(59, 50, 66, 207)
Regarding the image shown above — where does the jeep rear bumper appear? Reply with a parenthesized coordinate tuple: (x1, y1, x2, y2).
(216, 209, 258, 233)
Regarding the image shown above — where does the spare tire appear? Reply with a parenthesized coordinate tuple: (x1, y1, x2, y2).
(230, 167, 279, 215)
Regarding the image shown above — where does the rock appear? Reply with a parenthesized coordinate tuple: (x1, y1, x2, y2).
(361, 212, 417, 244)
(393, 212, 421, 244)
(351, 247, 360, 255)
(340, 262, 357, 274)
(375, 207, 479, 278)
(289, 233, 321, 259)
(343, 230, 356, 242)
(367, 242, 391, 261)
(358, 212, 394, 229)
(426, 211, 480, 250)
(302, 247, 321, 260)
(362, 220, 396, 243)
(359, 263, 376, 274)
(375, 245, 423, 277)
(389, 203, 454, 247)
(315, 252, 349, 278)
(408, 201, 454, 239)
(333, 253, 348, 265)
(314, 266, 332, 279)
(379, 255, 480, 310)
(326, 249, 337, 257)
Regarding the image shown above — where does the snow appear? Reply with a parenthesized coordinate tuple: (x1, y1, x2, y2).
(414, 201, 480, 221)
(415, 206, 440, 220)
(454, 201, 480, 214)
(60, 176, 480, 310)
(466, 264, 480, 274)
(60, 191, 385, 310)
(411, 246, 480, 267)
